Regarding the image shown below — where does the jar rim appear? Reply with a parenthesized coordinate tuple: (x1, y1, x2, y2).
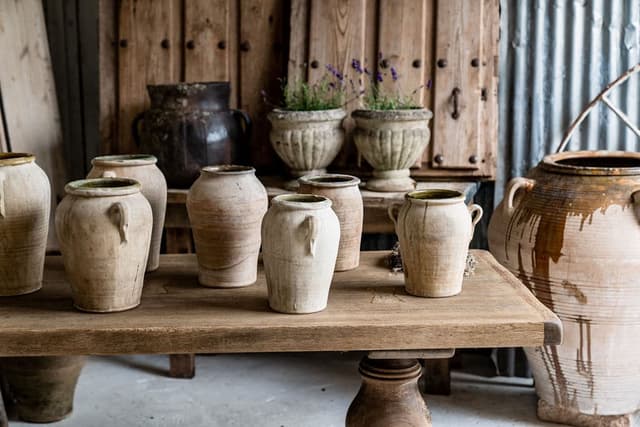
(406, 189, 464, 204)
(298, 174, 360, 188)
(201, 165, 256, 175)
(65, 178, 141, 197)
(272, 193, 332, 210)
(0, 152, 35, 166)
(92, 154, 157, 167)
(541, 150, 640, 176)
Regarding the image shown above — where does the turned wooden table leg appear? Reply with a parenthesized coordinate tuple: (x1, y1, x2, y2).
(421, 359, 451, 395)
(169, 354, 195, 379)
(346, 357, 431, 427)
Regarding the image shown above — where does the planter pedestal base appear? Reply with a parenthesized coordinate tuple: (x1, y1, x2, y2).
(346, 357, 431, 427)
(365, 169, 415, 192)
(538, 399, 638, 427)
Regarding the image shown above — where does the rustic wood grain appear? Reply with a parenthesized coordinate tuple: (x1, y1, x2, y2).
(422, 359, 451, 395)
(0, 251, 560, 356)
(287, 0, 310, 84)
(0, 0, 67, 250)
(184, 0, 230, 82)
(169, 354, 195, 378)
(478, 0, 499, 177)
(431, 0, 482, 170)
(369, 349, 454, 360)
(99, 0, 118, 156)
(240, 0, 287, 171)
(118, 0, 181, 153)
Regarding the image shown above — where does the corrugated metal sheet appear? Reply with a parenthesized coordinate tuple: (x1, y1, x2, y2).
(497, 0, 640, 201)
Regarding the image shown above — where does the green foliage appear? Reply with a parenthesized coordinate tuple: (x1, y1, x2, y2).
(362, 86, 421, 110)
(281, 77, 344, 111)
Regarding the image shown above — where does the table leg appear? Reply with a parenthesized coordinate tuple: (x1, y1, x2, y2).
(346, 357, 431, 427)
(421, 359, 451, 395)
(169, 354, 195, 379)
(0, 383, 8, 427)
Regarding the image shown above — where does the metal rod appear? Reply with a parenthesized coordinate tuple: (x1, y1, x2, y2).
(601, 96, 640, 139)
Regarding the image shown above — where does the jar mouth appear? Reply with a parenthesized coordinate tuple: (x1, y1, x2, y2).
(272, 194, 332, 210)
(407, 189, 464, 203)
(202, 165, 255, 175)
(298, 174, 360, 188)
(0, 152, 35, 166)
(92, 154, 157, 166)
(65, 178, 141, 197)
(542, 151, 640, 176)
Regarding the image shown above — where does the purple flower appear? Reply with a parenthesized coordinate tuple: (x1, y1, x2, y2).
(351, 59, 363, 73)
(376, 72, 383, 82)
(390, 67, 398, 81)
(325, 64, 344, 81)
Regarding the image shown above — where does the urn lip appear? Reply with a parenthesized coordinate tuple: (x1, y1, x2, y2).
(267, 108, 347, 122)
(92, 154, 157, 167)
(65, 178, 141, 197)
(406, 189, 464, 204)
(201, 165, 256, 175)
(272, 193, 332, 210)
(542, 150, 640, 176)
(298, 174, 361, 188)
(0, 152, 35, 166)
(351, 108, 433, 121)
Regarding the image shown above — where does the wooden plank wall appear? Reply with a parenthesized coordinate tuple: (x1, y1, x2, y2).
(49, 0, 499, 180)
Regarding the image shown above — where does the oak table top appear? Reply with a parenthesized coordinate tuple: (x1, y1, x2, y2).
(0, 250, 561, 357)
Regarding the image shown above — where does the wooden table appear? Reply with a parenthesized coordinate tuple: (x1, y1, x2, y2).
(0, 250, 559, 426)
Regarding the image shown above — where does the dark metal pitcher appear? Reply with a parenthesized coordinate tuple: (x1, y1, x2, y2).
(133, 81, 251, 188)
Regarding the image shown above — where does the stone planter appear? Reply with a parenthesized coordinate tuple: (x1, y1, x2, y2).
(261, 194, 340, 314)
(1, 356, 85, 423)
(390, 189, 482, 297)
(55, 178, 153, 312)
(187, 165, 267, 287)
(267, 108, 346, 187)
(352, 109, 433, 192)
(87, 154, 167, 272)
(0, 153, 50, 296)
(298, 174, 363, 271)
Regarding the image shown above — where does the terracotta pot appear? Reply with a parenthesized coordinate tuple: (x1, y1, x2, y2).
(87, 154, 167, 272)
(488, 151, 640, 425)
(133, 82, 251, 189)
(298, 174, 363, 271)
(262, 194, 340, 313)
(55, 178, 153, 312)
(0, 153, 50, 296)
(267, 108, 346, 186)
(1, 356, 85, 423)
(187, 165, 267, 287)
(352, 109, 433, 192)
(390, 189, 482, 298)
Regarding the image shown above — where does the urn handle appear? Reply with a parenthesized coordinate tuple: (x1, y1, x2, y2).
(387, 204, 401, 229)
(304, 215, 320, 257)
(469, 204, 484, 235)
(110, 202, 129, 244)
(505, 177, 536, 213)
(131, 111, 146, 146)
(0, 175, 4, 218)
(101, 170, 117, 178)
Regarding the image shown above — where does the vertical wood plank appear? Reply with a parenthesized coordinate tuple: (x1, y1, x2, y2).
(431, 0, 482, 170)
(0, 0, 67, 248)
(478, 0, 499, 174)
(287, 0, 310, 84)
(420, 0, 437, 165)
(240, 0, 287, 172)
(118, 0, 181, 153)
(99, 0, 118, 156)
(378, 0, 427, 106)
(79, 0, 101, 171)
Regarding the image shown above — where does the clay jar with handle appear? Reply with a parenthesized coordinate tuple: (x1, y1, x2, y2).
(261, 194, 340, 314)
(0, 153, 50, 296)
(390, 189, 483, 297)
(133, 82, 252, 188)
(87, 154, 167, 272)
(55, 178, 153, 312)
(298, 174, 363, 271)
(187, 165, 267, 287)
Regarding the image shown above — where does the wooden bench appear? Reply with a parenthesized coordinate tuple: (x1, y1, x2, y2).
(0, 250, 560, 426)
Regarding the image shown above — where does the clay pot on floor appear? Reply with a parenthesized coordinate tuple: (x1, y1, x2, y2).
(262, 194, 340, 313)
(87, 154, 167, 272)
(390, 189, 482, 297)
(133, 82, 252, 188)
(55, 178, 153, 312)
(267, 108, 346, 188)
(352, 109, 433, 192)
(298, 174, 363, 271)
(1, 356, 85, 423)
(0, 153, 50, 296)
(488, 151, 640, 425)
(187, 165, 267, 288)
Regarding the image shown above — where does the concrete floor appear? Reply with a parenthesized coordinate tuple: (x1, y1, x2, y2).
(11, 353, 561, 426)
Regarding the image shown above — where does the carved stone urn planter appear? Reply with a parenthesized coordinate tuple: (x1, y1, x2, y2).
(267, 108, 346, 188)
(352, 109, 433, 192)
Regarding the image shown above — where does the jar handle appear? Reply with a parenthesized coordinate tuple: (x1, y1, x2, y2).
(304, 215, 319, 257)
(101, 170, 117, 178)
(232, 109, 253, 142)
(469, 204, 484, 234)
(131, 111, 145, 146)
(0, 175, 5, 218)
(110, 202, 129, 244)
(505, 177, 535, 213)
(387, 204, 401, 228)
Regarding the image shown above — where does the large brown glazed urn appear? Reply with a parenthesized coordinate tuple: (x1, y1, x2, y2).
(488, 151, 640, 426)
(134, 82, 251, 188)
